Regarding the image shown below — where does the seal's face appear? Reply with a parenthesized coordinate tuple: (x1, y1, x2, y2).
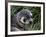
(16, 9, 33, 27)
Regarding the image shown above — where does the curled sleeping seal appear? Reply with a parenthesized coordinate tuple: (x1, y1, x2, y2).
(11, 9, 33, 31)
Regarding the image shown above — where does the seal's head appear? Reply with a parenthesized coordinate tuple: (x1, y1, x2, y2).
(11, 9, 33, 31)
(16, 9, 33, 27)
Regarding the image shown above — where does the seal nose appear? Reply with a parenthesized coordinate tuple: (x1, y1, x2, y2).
(29, 21, 32, 24)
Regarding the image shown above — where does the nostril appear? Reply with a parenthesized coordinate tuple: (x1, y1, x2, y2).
(29, 21, 32, 24)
